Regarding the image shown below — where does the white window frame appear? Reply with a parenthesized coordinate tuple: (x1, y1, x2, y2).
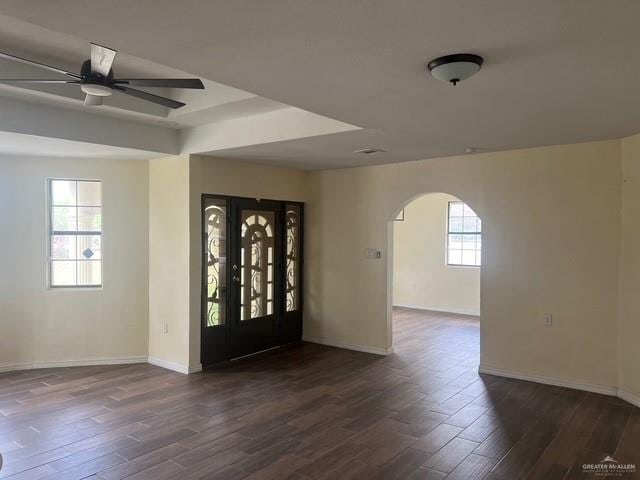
(47, 178, 103, 289)
(446, 201, 481, 268)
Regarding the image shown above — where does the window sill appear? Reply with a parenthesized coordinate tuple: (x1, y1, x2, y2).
(48, 286, 103, 291)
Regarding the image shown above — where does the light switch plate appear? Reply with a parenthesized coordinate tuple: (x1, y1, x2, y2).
(365, 248, 381, 259)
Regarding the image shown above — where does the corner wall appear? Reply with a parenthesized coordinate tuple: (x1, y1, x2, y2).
(306, 140, 622, 391)
(148, 155, 191, 372)
(619, 133, 640, 403)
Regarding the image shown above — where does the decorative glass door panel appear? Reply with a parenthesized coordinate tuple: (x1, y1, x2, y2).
(205, 200, 227, 326)
(281, 204, 303, 343)
(285, 205, 300, 312)
(227, 198, 280, 359)
(201, 197, 230, 366)
(240, 210, 275, 321)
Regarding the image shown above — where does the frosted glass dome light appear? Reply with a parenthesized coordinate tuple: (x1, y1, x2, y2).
(427, 54, 484, 86)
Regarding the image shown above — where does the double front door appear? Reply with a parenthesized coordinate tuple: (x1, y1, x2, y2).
(201, 195, 303, 366)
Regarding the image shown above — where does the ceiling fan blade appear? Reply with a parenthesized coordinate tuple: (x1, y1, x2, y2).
(113, 85, 186, 109)
(90, 43, 117, 77)
(0, 51, 81, 79)
(0, 78, 80, 84)
(114, 78, 204, 89)
(84, 94, 103, 106)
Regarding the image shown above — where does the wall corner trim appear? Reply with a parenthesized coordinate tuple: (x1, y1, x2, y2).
(146, 358, 202, 375)
(147, 356, 192, 374)
(189, 363, 203, 374)
(302, 336, 393, 356)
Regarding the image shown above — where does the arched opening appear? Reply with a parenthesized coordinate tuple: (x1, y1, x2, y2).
(386, 192, 482, 370)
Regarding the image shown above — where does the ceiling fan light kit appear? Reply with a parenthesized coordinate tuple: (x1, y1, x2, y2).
(0, 43, 205, 109)
(427, 53, 483, 85)
(80, 84, 112, 97)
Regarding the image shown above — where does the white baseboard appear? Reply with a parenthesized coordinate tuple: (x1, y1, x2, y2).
(0, 356, 147, 374)
(479, 364, 640, 409)
(189, 363, 203, 374)
(0, 362, 34, 373)
(617, 389, 640, 408)
(393, 304, 480, 317)
(146, 357, 202, 374)
(1, 356, 203, 376)
(147, 356, 191, 374)
(302, 336, 393, 356)
(478, 364, 618, 396)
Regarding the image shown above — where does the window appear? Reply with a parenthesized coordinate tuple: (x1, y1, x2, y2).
(48, 179, 102, 287)
(447, 201, 481, 267)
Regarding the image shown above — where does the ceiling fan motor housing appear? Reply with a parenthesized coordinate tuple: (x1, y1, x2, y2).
(80, 59, 113, 95)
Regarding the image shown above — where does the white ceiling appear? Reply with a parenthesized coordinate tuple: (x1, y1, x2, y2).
(0, 11, 356, 160)
(0, 1, 638, 168)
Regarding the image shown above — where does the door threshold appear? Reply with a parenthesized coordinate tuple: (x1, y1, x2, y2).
(230, 346, 280, 361)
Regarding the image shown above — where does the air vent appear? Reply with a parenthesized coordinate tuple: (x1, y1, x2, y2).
(354, 148, 386, 155)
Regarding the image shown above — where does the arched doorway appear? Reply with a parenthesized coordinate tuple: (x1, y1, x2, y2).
(386, 192, 482, 368)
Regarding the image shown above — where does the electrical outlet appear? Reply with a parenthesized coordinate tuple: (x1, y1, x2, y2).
(544, 314, 553, 327)
(164, 323, 169, 334)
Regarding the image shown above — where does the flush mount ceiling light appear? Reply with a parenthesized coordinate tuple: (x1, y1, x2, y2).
(427, 53, 483, 86)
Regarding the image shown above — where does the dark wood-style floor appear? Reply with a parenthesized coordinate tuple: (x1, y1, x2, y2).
(1, 308, 638, 480)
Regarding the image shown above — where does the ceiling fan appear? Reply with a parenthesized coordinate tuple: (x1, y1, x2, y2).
(0, 43, 204, 108)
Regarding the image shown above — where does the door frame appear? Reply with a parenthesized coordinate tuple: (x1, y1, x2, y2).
(200, 193, 304, 367)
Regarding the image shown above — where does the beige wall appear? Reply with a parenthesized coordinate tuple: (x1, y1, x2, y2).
(619, 133, 640, 400)
(393, 193, 480, 315)
(306, 140, 622, 389)
(187, 155, 308, 370)
(0, 156, 149, 370)
(2, 139, 637, 404)
(148, 155, 191, 370)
